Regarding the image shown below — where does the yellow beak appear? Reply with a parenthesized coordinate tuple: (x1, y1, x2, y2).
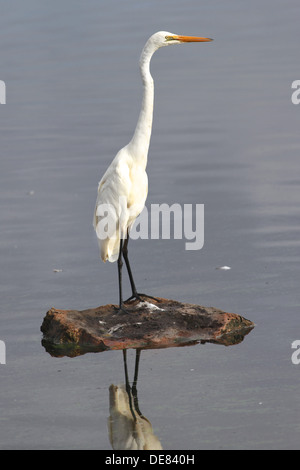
(170, 35, 213, 43)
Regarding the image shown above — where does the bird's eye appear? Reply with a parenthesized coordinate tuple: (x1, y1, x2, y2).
(165, 36, 174, 42)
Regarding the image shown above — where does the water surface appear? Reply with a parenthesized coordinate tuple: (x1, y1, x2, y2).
(0, 0, 300, 449)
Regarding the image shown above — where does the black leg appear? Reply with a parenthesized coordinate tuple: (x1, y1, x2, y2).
(122, 234, 139, 299)
(122, 232, 159, 304)
(117, 238, 124, 308)
(115, 238, 129, 314)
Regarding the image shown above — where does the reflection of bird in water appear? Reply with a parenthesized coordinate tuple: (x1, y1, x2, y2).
(93, 32, 212, 312)
(107, 349, 163, 450)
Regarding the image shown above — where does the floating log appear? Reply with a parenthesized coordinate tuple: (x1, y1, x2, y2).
(41, 297, 254, 357)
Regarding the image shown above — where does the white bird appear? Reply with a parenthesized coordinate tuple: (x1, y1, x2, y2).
(93, 31, 212, 312)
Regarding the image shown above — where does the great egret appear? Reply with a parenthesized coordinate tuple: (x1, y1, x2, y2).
(93, 31, 212, 312)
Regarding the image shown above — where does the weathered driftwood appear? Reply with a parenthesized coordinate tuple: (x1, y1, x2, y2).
(41, 297, 254, 357)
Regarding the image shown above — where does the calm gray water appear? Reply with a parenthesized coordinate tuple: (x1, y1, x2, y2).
(0, 0, 300, 449)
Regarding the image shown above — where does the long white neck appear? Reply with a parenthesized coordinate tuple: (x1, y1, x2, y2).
(128, 41, 156, 166)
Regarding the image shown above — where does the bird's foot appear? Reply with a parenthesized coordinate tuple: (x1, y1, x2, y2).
(125, 292, 160, 304)
(113, 304, 130, 315)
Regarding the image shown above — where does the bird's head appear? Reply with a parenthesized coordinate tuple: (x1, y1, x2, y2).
(149, 31, 213, 49)
(140, 31, 213, 72)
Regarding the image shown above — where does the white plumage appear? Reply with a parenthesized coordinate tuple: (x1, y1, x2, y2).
(93, 145, 148, 263)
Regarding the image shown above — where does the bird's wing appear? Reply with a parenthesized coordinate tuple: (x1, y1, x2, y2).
(93, 153, 133, 262)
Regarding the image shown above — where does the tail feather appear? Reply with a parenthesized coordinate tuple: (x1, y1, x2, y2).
(98, 232, 120, 263)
